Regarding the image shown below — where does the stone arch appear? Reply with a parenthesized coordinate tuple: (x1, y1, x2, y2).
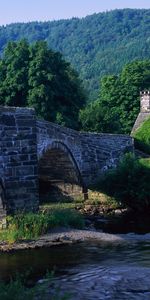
(38, 141, 87, 203)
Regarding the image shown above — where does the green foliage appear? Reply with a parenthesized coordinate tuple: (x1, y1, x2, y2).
(41, 202, 82, 210)
(0, 209, 84, 243)
(0, 277, 35, 300)
(0, 273, 70, 300)
(0, 40, 86, 129)
(79, 97, 121, 133)
(48, 209, 84, 229)
(94, 154, 150, 212)
(80, 60, 150, 133)
(0, 9, 149, 99)
(0, 40, 29, 106)
(133, 118, 150, 154)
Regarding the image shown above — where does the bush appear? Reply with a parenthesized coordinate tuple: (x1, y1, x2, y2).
(94, 154, 150, 212)
(133, 117, 150, 154)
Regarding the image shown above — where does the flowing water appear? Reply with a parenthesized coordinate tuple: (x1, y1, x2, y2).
(1, 235, 150, 299)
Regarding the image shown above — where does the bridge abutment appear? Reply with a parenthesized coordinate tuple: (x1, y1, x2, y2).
(0, 106, 39, 217)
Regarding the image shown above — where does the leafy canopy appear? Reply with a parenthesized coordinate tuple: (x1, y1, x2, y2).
(80, 60, 150, 134)
(0, 40, 86, 129)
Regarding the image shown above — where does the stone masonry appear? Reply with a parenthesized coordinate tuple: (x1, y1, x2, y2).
(132, 91, 150, 133)
(37, 120, 133, 188)
(0, 106, 134, 219)
(0, 106, 39, 220)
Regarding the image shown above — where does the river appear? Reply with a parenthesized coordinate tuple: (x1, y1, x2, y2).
(1, 233, 150, 299)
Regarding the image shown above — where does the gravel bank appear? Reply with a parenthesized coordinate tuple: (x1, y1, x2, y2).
(1, 228, 150, 252)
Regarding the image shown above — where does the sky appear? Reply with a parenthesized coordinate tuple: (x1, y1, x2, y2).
(0, 0, 150, 26)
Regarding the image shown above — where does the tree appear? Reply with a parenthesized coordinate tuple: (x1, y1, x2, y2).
(0, 40, 86, 129)
(79, 99, 121, 133)
(80, 60, 150, 134)
(119, 60, 150, 132)
(0, 40, 30, 106)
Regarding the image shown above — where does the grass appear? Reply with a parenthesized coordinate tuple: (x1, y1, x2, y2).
(0, 272, 71, 300)
(41, 195, 120, 215)
(86, 190, 119, 208)
(133, 117, 150, 154)
(41, 202, 80, 210)
(0, 278, 34, 300)
(0, 208, 84, 243)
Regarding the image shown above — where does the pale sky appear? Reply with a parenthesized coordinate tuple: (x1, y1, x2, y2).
(0, 0, 150, 26)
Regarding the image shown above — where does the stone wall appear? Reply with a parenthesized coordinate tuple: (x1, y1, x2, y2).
(0, 107, 134, 216)
(132, 112, 150, 133)
(0, 181, 6, 227)
(37, 120, 133, 188)
(78, 132, 133, 185)
(132, 91, 150, 133)
(0, 106, 39, 215)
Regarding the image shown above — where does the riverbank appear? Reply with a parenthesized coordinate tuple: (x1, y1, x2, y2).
(1, 227, 150, 252)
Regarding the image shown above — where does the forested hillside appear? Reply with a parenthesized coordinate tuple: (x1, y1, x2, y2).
(0, 9, 150, 99)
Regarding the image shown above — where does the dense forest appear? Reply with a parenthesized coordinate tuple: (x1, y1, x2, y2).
(0, 9, 150, 99)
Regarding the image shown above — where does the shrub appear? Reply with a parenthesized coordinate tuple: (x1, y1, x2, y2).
(94, 153, 150, 212)
(133, 117, 150, 154)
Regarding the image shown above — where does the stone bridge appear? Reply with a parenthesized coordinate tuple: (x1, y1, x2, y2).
(0, 106, 133, 219)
